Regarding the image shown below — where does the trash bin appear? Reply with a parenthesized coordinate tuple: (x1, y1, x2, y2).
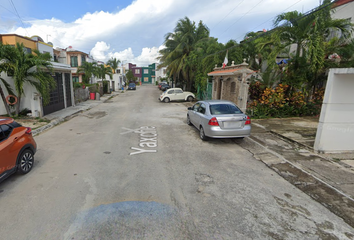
(90, 92, 95, 100)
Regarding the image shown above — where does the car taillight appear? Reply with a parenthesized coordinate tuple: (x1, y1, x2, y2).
(245, 116, 251, 125)
(25, 127, 32, 134)
(208, 117, 219, 126)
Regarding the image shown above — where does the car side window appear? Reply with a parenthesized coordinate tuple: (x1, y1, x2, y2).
(0, 125, 12, 142)
(175, 89, 183, 93)
(192, 103, 200, 111)
(167, 90, 174, 94)
(199, 104, 206, 114)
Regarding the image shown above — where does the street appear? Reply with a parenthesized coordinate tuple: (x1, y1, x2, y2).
(0, 84, 353, 239)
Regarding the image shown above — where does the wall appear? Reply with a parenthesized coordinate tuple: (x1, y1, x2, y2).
(314, 68, 354, 153)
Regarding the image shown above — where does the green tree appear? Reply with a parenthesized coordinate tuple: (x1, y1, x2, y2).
(158, 17, 210, 91)
(77, 61, 97, 84)
(106, 57, 121, 74)
(1, 43, 56, 116)
(95, 64, 113, 81)
(125, 69, 136, 83)
(0, 43, 16, 116)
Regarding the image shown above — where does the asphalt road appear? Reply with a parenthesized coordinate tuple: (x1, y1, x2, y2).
(1, 85, 354, 239)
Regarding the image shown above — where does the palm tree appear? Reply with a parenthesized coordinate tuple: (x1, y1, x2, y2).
(158, 17, 210, 91)
(0, 43, 17, 116)
(106, 57, 121, 74)
(2, 43, 56, 116)
(77, 61, 97, 84)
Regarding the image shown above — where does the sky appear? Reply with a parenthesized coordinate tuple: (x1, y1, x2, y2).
(0, 0, 321, 67)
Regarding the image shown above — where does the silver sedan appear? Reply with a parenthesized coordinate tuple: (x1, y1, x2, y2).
(187, 100, 251, 140)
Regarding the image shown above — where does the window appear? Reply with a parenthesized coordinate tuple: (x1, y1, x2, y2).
(72, 76, 79, 83)
(144, 69, 149, 74)
(192, 103, 200, 111)
(199, 104, 206, 114)
(167, 90, 174, 94)
(70, 56, 78, 67)
(135, 69, 140, 74)
(175, 89, 183, 94)
(116, 69, 121, 74)
(81, 55, 86, 64)
(210, 104, 241, 115)
(144, 77, 149, 82)
(0, 125, 12, 142)
(24, 47, 32, 54)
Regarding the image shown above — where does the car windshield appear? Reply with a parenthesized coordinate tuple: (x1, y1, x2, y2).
(129, 83, 135, 87)
(210, 104, 242, 115)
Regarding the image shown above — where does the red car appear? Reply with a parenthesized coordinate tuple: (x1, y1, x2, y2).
(0, 117, 37, 182)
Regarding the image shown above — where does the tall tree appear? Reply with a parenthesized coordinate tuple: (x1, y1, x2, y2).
(0, 43, 16, 116)
(2, 43, 56, 116)
(158, 17, 210, 91)
(106, 57, 121, 74)
(77, 61, 97, 84)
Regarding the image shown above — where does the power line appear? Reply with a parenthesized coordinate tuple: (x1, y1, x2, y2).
(219, 0, 265, 38)
(205, 0, 339, 58)
(211, 0, 246, 29)
(233, 0, 303, 42)
(8, 0, 30, 36)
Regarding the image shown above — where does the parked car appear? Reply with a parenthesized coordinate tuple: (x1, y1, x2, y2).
(0, 117, 37, 182)
(160, 84, 171, 91)
(158, 81, 168, 90)
(159, 88, 195, 103)
(187, 100, 251, 140)
(128, 83, 136, 90)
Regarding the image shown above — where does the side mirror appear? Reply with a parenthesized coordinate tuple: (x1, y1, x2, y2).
(188, 107, 192, 110)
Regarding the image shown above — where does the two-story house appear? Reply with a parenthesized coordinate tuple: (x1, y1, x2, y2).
(0, 34, 74, 116)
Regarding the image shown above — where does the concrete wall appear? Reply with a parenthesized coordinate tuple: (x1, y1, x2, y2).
(0, 72, 42, 116)
(314, 68, 354, 153)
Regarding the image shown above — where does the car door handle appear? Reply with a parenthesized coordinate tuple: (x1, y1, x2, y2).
(13, 137, 18, 142)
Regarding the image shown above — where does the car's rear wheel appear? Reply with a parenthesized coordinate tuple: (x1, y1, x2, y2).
(199, 126, 208, 141)
(187, 115, 192, 125)
(18, 149, 34, 174)
(164, 97, 170, 103)
(187, 96, 194, 102)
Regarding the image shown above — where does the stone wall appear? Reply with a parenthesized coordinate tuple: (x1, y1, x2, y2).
(74, 88, 89, 104)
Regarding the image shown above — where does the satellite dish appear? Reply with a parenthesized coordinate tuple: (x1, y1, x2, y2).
(47, 42, 53, 46)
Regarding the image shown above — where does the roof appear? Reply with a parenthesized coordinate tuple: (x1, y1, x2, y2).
(333, 0, 354, 7)
(208, 67, 255, 76)
(0, 117, 13, 124)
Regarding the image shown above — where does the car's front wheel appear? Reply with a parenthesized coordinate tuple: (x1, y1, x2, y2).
(18, 149, 34, 174)
(187, 115, 192, 125)
(164, 97, 170, 103)
(199, 126, 208, 141)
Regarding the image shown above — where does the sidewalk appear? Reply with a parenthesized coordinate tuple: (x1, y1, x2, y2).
(242, 117, 354, 228)
(32, 91, 120, 136)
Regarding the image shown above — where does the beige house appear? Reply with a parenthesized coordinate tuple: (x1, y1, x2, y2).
(208, 60, 256, 113)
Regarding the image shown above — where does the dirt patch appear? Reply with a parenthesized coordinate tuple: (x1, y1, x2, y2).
(15, 117, 50, 130)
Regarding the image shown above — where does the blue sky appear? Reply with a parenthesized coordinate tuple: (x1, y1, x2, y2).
(0, 0, 321, 66)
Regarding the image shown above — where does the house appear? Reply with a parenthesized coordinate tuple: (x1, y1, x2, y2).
(155, 66, 168, 83)
(0, 34, 74, 117)
(208, 60, 256, 113)
(141, 63, 156, 84)
(129, 63, 142, 82)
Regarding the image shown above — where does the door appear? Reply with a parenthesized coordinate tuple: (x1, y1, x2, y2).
(43, 73, 65, 115)
(174, 89, 185, 101)
(0, 125, 16, 176)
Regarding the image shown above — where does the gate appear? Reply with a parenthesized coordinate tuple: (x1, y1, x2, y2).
(43, 73, 65, 115)
(65, 73, 72, 107)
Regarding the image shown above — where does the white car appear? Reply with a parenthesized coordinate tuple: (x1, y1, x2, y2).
(159, 88, 195, 103)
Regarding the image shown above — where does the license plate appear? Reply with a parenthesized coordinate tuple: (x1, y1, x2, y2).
(223, 121, 242, 128)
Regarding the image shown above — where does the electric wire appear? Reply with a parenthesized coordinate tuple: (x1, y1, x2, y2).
(205, 0, 340, 58)
(8, 0, 30, 36)
(211, 0, 246, 29)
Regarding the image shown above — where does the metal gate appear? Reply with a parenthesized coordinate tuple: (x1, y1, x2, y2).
(65, 73, 72, 107)
(43, 73, 65, 115)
